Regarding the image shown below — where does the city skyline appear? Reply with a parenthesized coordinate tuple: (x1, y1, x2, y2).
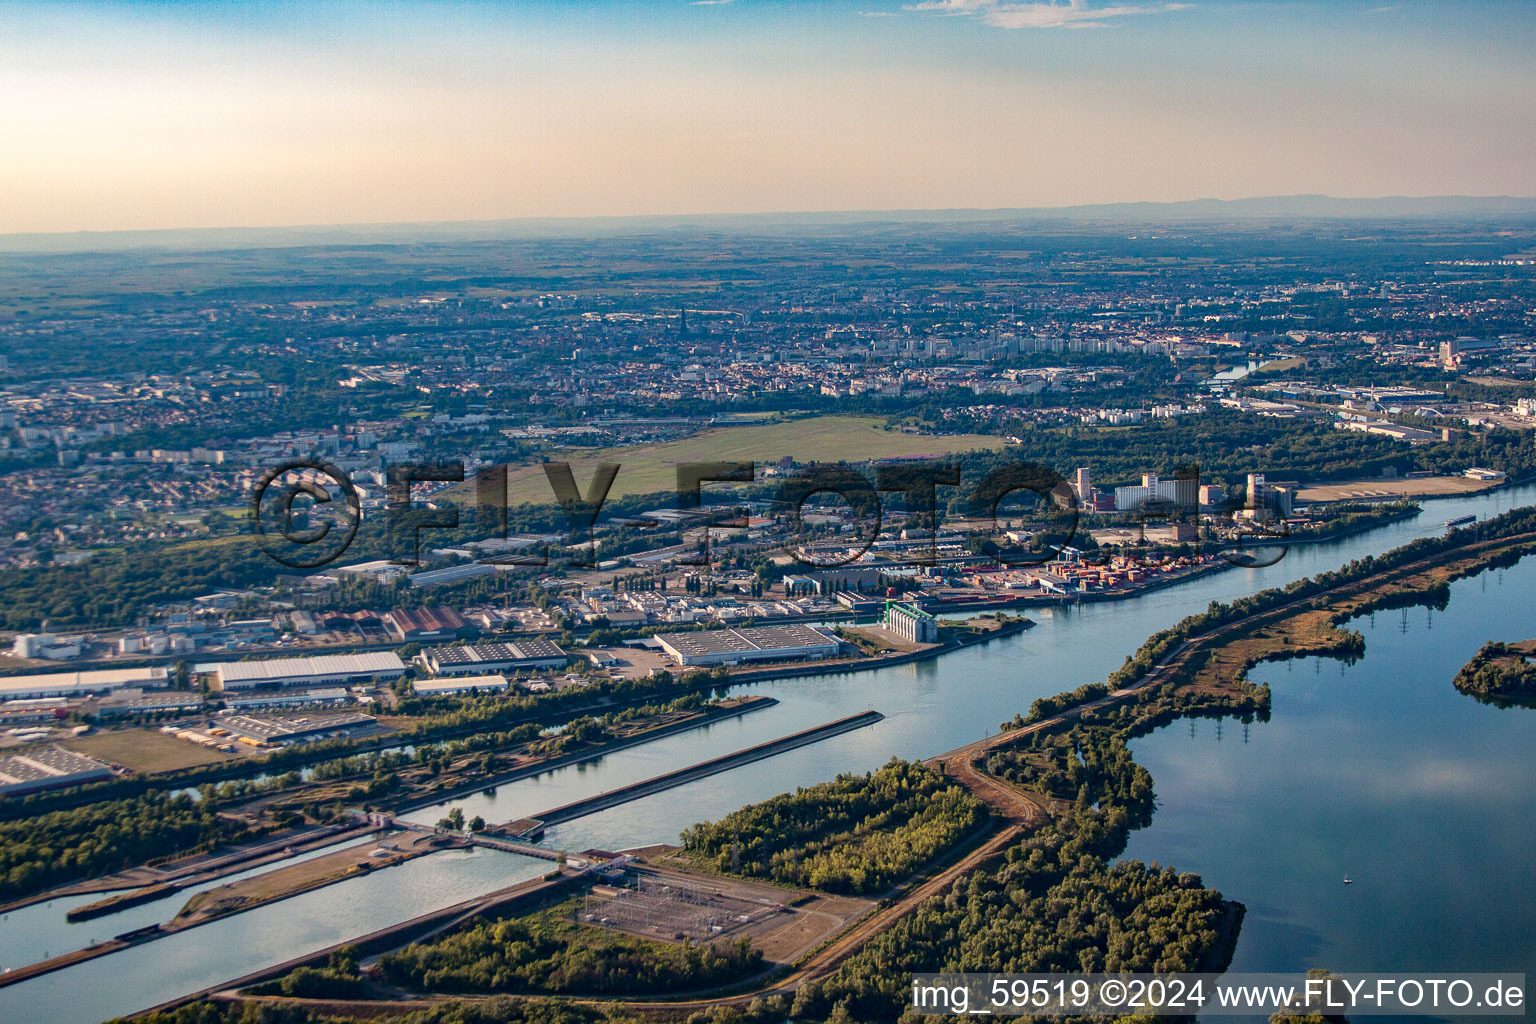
(4, 0, 1536, 234)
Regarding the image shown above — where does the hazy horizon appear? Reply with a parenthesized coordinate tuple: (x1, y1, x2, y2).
(4, 193, 1536, 255)
(5, 0, 1535, 235)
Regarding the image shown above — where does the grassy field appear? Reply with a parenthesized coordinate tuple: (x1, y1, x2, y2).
(1251, 356, 1307, 374)
(480, 415, 1006, 504)
(64, 728, 237, 773)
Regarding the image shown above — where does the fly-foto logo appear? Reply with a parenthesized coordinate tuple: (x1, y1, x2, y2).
(248, 458, 1290, 571)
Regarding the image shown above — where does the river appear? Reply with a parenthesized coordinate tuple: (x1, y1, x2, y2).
(1, 482, 1531, 1022)
(1124, 554, 1536, 1009)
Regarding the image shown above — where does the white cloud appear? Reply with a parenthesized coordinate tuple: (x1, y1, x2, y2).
(905, 0, 1191, 30)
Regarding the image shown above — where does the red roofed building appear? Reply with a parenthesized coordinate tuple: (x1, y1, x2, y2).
(384, 606, 469, 641)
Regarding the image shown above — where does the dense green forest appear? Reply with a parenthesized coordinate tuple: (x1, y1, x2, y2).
(377, 902, 763, 995)
(797, 829, 1228, 1020)
(791, 745, 1230, 1021)
(0, 792, 256, 901)
(987, 727, 1155, 822)
(680, 759, 987, 894)
(790, 635, 1277, 1020)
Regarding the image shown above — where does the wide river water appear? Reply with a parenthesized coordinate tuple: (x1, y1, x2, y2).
(2, 483, 1533, 1023)
(1124, 555, 1536, 998)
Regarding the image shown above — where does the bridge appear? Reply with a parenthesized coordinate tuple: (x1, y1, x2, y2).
(357, 811, 568, 862)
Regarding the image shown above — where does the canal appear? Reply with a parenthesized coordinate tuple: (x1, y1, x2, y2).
(1, 482, 1531, 1022)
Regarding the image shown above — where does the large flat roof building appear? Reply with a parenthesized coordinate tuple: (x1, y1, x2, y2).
(92, 690, 205, 719)
(0, 746, 114, 796)
(654, 624, 841, 667)
(0, 667, 169, 701)
(413, 674, 510, 696)
(782, 566, 886, 597)
(422, 639, 568, 676)
(408, 563, 498, 588)
(222, 687, 354, 710)
(220, 711, 377, 746)
(201, 652, 405, 691)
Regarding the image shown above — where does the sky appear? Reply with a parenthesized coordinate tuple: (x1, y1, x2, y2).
(2, 0, 1534, 234)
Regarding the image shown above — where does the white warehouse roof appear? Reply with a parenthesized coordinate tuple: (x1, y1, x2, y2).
(209, 652, 405, 687)
(414, 674, 510, 695)
(0, 667, 169, 700)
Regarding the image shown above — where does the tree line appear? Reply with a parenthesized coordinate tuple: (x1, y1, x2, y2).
(680, 758, 987, 895)
(0, 791, 256, 902)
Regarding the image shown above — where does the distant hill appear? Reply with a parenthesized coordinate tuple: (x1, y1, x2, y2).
(1029, 194, 1536, 220)
(5, 194, 1536, 253)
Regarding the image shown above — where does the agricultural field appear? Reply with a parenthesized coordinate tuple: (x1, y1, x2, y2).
(483, 415, 1006, 504)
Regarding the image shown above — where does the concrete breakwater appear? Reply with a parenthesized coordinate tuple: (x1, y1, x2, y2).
(512, 709, 886, 830)
(384, 694, 779, 816)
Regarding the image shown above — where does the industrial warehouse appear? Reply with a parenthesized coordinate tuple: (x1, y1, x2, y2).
(199, 652, 406, 692)
(0, 666, 170, 701)
(382, 606, 469, 641)
(0, 746, 114, 796)
(218, 710, 378, 747)
(653, 624, 842, 667)
(420, 639, 568, 676)
(412, 674, 511, 697)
